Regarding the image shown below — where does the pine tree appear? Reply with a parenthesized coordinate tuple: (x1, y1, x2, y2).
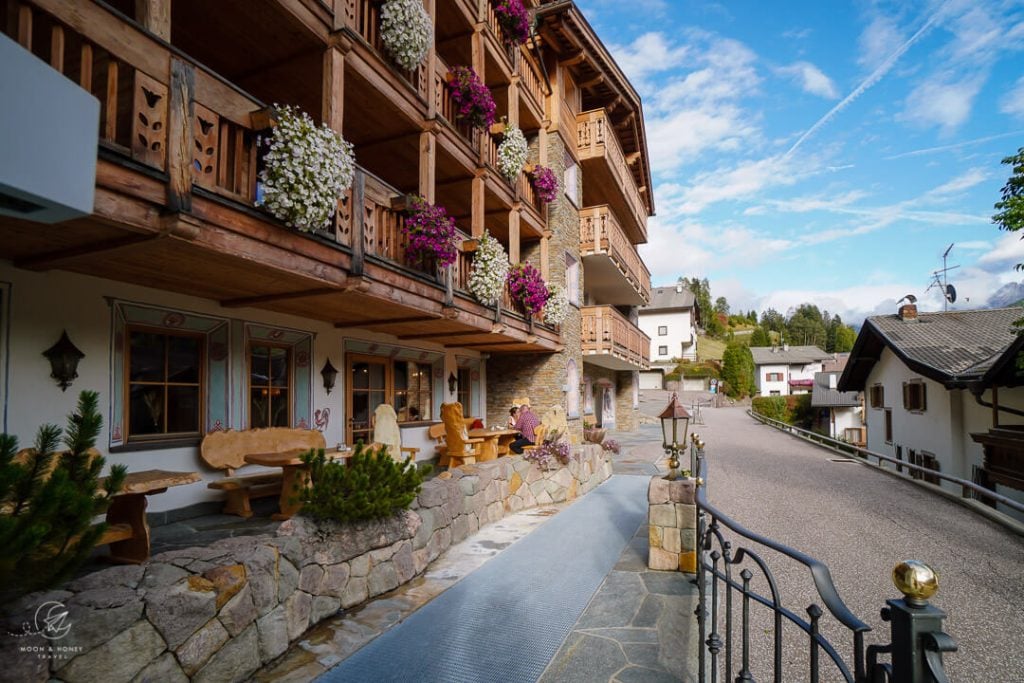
(0, 391, 126, 603)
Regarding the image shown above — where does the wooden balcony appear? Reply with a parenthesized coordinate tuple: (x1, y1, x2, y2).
(576, 109, 649, 244)
(579, 205, 650, 306)
(581, 306, 650, 371)
(0, 0, 559, 355)
(341, 0, 431, 104)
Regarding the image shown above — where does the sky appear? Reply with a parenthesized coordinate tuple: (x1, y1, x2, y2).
(576, 0, 1024, 324)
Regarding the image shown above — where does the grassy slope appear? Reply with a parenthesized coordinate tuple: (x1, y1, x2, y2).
(696, 335, 727, 362)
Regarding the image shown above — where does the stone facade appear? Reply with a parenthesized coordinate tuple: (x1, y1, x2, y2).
(0, 448, 612, 682)
(647, 476, 697, 574)
(488, 130, 583, 442)
(580, 363, 640, 431)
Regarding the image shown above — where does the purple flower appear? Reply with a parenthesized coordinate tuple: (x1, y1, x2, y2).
(523, 439, 574, 468)
(602, 439, 621, 454)
(530, 165, 559, 203)
(445, 66, 497, 129)
(402, 197, 459, 268)
(492, 0, 530, 46)
(507, 262, 549, 315)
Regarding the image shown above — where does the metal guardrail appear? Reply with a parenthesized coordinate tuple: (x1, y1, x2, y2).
(748, 410, 1024, 516)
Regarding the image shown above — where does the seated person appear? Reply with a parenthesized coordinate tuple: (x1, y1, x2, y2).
(507, 405, 519, 430)
(510, 404, 540, 454)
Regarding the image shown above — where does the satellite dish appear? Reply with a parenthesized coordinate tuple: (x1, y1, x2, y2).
(945, 284, 956, 303)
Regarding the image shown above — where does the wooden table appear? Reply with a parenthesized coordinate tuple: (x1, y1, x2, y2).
(244, 448, 351, 520)
(101, 469, 201, 563)
(468, 429, 519, 461)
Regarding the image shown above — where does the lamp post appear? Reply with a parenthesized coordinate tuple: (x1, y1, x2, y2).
(659, 392, 691, 481)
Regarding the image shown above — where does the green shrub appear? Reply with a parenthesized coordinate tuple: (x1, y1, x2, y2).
(679, 363, 720, 379)
(0, 391, 126, 603)
(298, 443, 428, 523)
(664, 371, 681, 381)
(752, 396, 788, 422)
(787, 394, 814, 429)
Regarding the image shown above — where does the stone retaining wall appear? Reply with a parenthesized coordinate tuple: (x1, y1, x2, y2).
(0, 447, 612, 683)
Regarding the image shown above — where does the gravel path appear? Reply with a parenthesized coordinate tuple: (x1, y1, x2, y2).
(672, 402, 1024, 682)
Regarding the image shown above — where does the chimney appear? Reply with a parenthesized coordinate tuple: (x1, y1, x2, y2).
(676, 283, 683, 293)
(782, 343, 789, 351)
(898, 303, 918, 321)
(828, 374, 837, 390)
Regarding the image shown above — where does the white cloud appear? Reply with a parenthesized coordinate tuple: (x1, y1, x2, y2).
(976, 232, 1024, 273)
(900, 74, 985, 133)
(608, 32, 689, 85)
(672, 155, 800, 215)
(926, 167, 988, 197)
(955, 240, 992, 250)
(884, 130, 1024, 159)
(1001, 76, 1024, 119)
(858, 13, 906, 71)
(777, 61, 839, 99)
(782, 27, 813, 41)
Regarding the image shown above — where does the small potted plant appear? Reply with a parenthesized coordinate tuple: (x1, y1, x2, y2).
(445, 66, 497, 129)
(530, 164, 559, 203)
(492, 0, 531, 46)
(496, 122, 528, 182)
(582, 420, 606, 445)
(402, 196, 459, 270)
(506, 262, 549, 316)
(380, 0, 433, 72)
(468, 231, 510, 306)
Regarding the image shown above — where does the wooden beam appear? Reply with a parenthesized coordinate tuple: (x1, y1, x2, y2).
(135, 0, 171, 41)
(560, 51, 585, 67)
(419, 130, 436, 203)
(509, 207, 520, 263)
(471, 175, 485, 238)
(578, 74, 604, 90)
(540, 234, 549, 280)
(220, 287, 343, 308)
(15, 235, 158, 271)
(167, 58, 194, 213)
(322, 47, 344, 133)
(397, 330, 487, 340)
(447, 341, 524, 348)
(334, 316, 438, 329)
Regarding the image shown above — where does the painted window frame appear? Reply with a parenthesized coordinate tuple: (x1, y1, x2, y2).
(869, 384, 884, 409)
(242, 323, 313, 430)
(344, 351, 440, 445)
(125, 326, 206, 443)
(902, 380, 927, 413)
(248, 341, 293, 429)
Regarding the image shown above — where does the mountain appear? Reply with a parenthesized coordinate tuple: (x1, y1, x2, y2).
(987, 281, 1024, 309)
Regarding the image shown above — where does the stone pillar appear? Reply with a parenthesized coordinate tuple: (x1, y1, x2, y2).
(615, 370, 638, 432)
(647, 476, 697, 574)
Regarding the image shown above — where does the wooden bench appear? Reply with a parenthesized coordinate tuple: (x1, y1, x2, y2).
(200, 428, 326, 518)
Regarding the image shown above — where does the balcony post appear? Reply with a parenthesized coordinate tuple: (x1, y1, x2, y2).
(351, 169, 366, 275)
(424, 0, 437, 119)
(135, 0, 171, 41)
(322, 45, 345, 134)
(509, 205, 520, 263)
(540, 231, 549, 279)
(419, 129, 436, 202)
(166, 57, 195, 214)
(471, 173, 485, 238)
(508, 77, 520, 128)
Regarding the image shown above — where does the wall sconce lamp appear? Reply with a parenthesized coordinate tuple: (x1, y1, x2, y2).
(321, 358, 339, 394)
(43, 330, 85, 392)
(448, 371, 458, 394)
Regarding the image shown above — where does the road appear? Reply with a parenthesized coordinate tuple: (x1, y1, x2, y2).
(636, 392, 1024, 682)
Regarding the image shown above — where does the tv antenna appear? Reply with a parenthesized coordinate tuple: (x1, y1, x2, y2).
(926, 243, 959, 312)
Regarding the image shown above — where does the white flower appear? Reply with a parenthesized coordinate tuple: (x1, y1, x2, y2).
(257, 104, 355, 232)
(543, 284, 570, 325)
(468, 231, 510, 306)
(496, 124, 528, 182)
(380, 0, 433, 72)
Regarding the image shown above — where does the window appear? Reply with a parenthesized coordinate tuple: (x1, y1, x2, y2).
(393, 361, 432, 423)
(457, 367, 472, 415)
(869, 384, 884, 409)
(127, 329, 203, 440)
(766, 372, 784, 382)
(346, 354, 435, 445)
(658, 325, 668, 336)
(565, 253, 580, 305)
(564, 150, 580, 206)
(249, 344, 291, 428)
(884, 409, 893, 443)
(902, 380, 926, 412)
(658, 345, 668, 356)
(769, 390, 781, 396)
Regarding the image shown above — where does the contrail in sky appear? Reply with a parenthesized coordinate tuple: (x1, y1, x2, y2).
(885, 130, 1024, 159)
(783, 10, 943, 161)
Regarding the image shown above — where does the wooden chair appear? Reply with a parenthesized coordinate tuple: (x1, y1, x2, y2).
(440, 402, 482, 468)
(521, 424, 547, 453)
(428, 423, 447, 462)
(370, 404, 420, 462)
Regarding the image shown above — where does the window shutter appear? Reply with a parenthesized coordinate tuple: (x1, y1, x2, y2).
(920, 383, 927, 411)
(902, 383, 910, 410)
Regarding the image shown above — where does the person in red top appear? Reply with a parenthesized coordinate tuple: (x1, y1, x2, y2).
(510, 404, 540, 454)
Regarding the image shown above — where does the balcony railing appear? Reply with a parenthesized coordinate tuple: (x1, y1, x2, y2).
(453, 240, 528, 318)
(582, 306, 650, 370)
(580, 205, 651, 303)
(515, 50, 545, 114)
(434, 55, 480, 151)
(341, 0, 430, 101)
(576, 109, 648, 241)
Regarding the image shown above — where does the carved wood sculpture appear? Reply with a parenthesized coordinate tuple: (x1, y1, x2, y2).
(371, 404, 420, 462)
(440, 402, 482, 469)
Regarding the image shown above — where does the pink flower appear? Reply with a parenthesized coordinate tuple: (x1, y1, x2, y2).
(445, 66, 497, 129)
(402, 197, 458, 268)
(507, 262, 549, 315)
(492, 0, 530, 46)
(530, 165, 559, 203)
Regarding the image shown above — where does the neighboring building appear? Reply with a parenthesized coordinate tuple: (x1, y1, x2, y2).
(0, 0, 651, 514)
(638, 283, 700, 367)
(751, 345, 833, 396)
(839, 303, 1024, 521)
(811, 371, 863, 443)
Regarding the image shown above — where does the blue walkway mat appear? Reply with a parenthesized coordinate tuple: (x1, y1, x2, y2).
(318, 474, 649, 683)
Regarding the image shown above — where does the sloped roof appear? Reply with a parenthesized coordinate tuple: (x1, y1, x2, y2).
(812, 372, 860, 408)
(641, 287, 695, 312)
(839, 307, 1024, 390)
(750, 345, 832, 366)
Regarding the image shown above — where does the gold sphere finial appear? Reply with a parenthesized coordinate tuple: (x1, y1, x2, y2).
(892, 560, 938, 604)
(691, 433, 700, 443)
(696, 440, 706, 450)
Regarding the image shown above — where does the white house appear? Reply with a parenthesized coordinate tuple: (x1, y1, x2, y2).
(750, 345, 832, 396)
(811, 371, 863, 443)
(638, 283, 700, 377)
(839, 303, 1024, 521)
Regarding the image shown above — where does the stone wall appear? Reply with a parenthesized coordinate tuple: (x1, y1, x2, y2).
(581, 363, 640, 432)
(0, 447, 612, 683)
(487, 130, 583, 443)
(647, 476, 697, 574)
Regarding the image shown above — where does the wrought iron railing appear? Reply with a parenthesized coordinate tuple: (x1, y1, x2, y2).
(691, 439, 957, 682)
(748, 410, 1024, 517)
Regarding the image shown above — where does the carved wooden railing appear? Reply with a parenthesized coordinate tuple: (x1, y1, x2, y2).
(7, 0, 266, 208)
(434, 54, 480, 151)
(577, 109, 648, 241)
(517, 168, 544, 216)
(579, 205, 651, 303)
(484, 1, 515, 65)
(452, 236, 528, 318)
(516, 49, 545, 114)
(582, 305, 651, 370)
(340, 0, 430, 101)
